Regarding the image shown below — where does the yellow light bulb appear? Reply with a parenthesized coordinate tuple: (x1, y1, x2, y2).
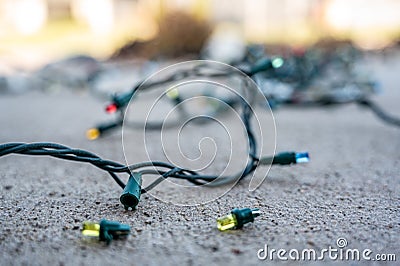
(166, 88, 179, 99)
(217, 208, 261, 231)
(86, 128, 100, 140)
(217, 213, 238, 231)
(82, 221, 100, 237)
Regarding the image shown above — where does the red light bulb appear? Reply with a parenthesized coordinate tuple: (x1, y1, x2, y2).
(105, 103, 118, 114)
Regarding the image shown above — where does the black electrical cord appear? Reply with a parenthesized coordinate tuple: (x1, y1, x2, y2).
(88, 58, 274, 139)
(0, 142, 307, 193)
(0, 58, 309, 209)
(0, 68, 308, 206)
(357, 98, 400, 127)
(85, 59, 314, 190)
(1, 59, 312, 212)
(276, 97, 400, 128)
(0, 142, 190, 192)
(93, 55, 400, 141)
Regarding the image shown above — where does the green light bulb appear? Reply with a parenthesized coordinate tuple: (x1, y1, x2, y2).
(272, 57, 284, 68)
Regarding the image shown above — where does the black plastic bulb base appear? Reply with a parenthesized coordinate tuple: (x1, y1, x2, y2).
(120, 172, 142, 210)
(231, 208, 261, 228)
(99, 219, 130, 244)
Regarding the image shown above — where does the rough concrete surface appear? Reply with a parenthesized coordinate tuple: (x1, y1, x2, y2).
(0, 53, 399, 265)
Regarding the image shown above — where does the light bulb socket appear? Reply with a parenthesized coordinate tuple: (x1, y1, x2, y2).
(231, 208, 260, 228)
(120, 172, 142, 210)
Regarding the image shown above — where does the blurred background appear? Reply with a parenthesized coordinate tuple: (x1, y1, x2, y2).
(1, 0, 400, 124)
(0, 0, 399, 69)
(0, 3, 399, 263)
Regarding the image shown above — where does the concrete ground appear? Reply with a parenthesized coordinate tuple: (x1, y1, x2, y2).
(0, 52, 399, 265)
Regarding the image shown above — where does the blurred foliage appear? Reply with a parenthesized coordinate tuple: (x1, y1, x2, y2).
(112, 11, 212, 60)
